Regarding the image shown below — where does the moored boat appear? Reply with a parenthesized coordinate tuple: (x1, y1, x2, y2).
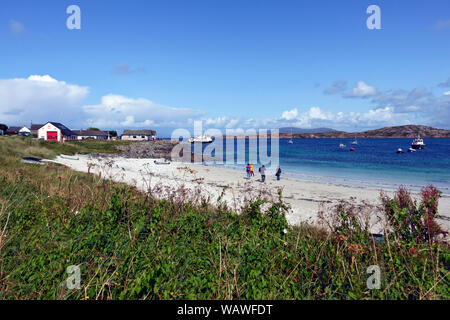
(411, 135, 425, 149)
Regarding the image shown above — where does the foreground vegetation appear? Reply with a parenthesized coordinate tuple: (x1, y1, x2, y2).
(0, 136, 449, 299)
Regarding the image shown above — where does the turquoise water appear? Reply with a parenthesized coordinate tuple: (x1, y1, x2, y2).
(201, 138, 450, 192)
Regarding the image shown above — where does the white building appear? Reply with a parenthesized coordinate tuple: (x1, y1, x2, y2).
(19, 126, 32, 136)
(121, 130, 156, 141)
(72, 130, 109, 140)
(38, 122, 78, 142)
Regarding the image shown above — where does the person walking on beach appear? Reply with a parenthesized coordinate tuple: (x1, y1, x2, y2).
(275, 166, 282, 181)
(250, 164, 255, 177)
(246, 163, 251, 179)
(259, 165, 266, 182)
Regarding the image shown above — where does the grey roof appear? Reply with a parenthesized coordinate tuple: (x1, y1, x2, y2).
(72, 130, 109, 137)
(30, 124, 44, 131)
(6, 126, 21, 133)
(122, 129, 156, 136)
(47, 122, 77, 136)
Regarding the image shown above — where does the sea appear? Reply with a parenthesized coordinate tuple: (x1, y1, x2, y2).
(188, 137, 450, 193)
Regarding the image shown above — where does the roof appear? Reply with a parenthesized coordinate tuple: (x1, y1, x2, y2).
(30, 124, 44, 131)
(72, 130, 109, 137)
(6, 126, 21, 133)
(122, 129, 156, 136)
(45, 122, 77, 136)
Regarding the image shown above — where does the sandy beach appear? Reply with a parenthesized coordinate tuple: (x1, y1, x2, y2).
(51, 154, 450, 232)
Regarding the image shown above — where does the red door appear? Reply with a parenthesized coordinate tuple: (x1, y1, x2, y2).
(47, 131, 58, 141)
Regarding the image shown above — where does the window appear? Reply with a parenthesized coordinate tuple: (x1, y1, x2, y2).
(133, 136, 136, 138)
(141, 136, 145, 138)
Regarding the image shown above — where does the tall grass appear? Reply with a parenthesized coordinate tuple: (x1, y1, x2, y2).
(0, 136, 448, 299)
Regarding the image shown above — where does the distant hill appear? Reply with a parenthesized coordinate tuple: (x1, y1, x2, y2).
(279, 127, 335, 134)
(290, 125, 450, 138)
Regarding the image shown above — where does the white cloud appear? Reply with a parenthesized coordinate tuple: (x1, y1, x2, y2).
(83, 94, 205, 129)
(433, 20, 450, 30)
(281, 108, 298, 120)
(444, 91, 450, 96)
(0, 75, 89, 124)
(346, 81, 377, 98)
(9, 20, 25, 36)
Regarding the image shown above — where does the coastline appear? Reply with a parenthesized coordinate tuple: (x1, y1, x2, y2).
(50, 154, 450, 233)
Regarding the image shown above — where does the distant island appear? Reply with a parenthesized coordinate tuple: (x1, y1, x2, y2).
(279, 125, 450, 139)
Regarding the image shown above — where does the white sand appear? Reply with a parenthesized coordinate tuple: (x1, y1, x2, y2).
(50, 155, 450, 232)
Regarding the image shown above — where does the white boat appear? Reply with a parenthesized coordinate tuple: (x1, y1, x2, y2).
(351, 137, 358, 145)
(154, 158, 171, 165)
(411, 135, 425, 150)
(396, 148, 404, 154)
(339, 143, 346, 148)
(288, 128, 294, 144)
(60, 154, 79, 160)
(188, 134, 213, 144)
(408, 148, 416, 153)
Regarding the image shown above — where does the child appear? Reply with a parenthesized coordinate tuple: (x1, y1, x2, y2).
(250, 164, 254, 177)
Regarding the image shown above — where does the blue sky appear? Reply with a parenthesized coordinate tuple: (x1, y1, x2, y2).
(1, 0, 450, 135)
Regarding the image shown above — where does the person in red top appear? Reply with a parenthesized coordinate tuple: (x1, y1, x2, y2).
(245, 163, 251, 179)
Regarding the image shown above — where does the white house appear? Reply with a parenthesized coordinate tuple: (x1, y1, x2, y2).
(38, 122, 78, 142)
(72, 130, 109, 140)
(121, 129, 156, 141)
(19, 126, 32, 136)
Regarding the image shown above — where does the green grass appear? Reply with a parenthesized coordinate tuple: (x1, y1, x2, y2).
(0, 135, 131, 160)
(0, 136, 448, 300)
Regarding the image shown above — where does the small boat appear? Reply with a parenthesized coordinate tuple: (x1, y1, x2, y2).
(408, 148, 416, 153)
(154, 159, 171, 165)
(339, 143, 346, 149)
(21, 157, 48, 165)
(411, 135, 425, 150)
(288, 128, 294, 144)
(188, 134, 213, 144)
(396, 148, 404, 154)
(60, 154, 79, 160)
(349, 147, 355, 151)
(351, 137, 358, 145)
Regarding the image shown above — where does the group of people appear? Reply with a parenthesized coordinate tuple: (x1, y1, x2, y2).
(245, 164, 282, 182)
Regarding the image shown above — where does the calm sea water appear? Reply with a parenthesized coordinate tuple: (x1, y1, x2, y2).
(195, 138, 450, 192)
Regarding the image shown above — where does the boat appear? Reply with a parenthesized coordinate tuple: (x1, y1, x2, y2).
(154, 159, 171, 165)
(349, 147, 355, 151)
(60, 154, 79, 160)
(288, 128, 294, 144)
(339, 143, 346, 148)
(408, 148, 416, 153)
(411, 135, 426, 150)
(21, 157, 48, 165)
(396, 148, 404, 154)
(351, 137, 358, 145)
(188, 134, 213, 144)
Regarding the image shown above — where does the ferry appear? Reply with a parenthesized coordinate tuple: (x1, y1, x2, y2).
(188, 134, 213, 144)
(411, 136, 426, 150)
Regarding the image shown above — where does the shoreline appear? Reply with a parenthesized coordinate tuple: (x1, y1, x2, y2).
(50, 154, 450, 233)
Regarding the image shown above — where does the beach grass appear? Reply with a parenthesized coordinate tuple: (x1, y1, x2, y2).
(0, 136, 448, 299)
